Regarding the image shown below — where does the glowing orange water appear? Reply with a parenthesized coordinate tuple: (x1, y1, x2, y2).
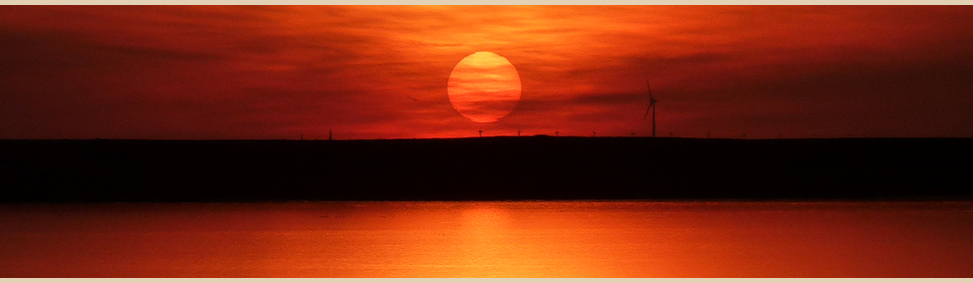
(1, 201, 971, 277)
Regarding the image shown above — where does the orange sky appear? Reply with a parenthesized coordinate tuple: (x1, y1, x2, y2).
(2, 6, 972, 139)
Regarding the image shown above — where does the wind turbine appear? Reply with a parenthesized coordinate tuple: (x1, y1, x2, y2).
(643, 80, 658, 137)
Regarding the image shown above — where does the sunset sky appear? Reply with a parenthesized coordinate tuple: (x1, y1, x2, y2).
(2, 6, 972, 139)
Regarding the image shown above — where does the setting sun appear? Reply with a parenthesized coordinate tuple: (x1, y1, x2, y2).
(447, 51, 522, 123)
(1, 5, 973, 279)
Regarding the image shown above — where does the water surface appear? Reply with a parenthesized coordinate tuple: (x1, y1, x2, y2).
(1, 201, 971, 277)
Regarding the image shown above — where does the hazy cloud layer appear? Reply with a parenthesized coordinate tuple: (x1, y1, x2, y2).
(1, 6, 972, 139)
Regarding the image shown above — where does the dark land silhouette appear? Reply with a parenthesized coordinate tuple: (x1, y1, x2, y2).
(1, 137, 971, 203)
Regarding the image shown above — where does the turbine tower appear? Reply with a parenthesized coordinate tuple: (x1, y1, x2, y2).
(643, 80, 658, 137)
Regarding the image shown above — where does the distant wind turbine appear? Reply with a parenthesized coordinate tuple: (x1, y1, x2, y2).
(643, 80, 659, 137)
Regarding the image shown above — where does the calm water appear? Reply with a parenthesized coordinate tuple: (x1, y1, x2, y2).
(1, 201, 971, 277)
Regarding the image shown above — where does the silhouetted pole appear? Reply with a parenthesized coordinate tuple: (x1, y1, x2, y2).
(644, 80, 658, 138)
(652, 100, 656, 138)
(555, 131, 559, 137)
(329, 130, 332, 141)
(517, 130, 521, 136)
(479, 129, 483, 137)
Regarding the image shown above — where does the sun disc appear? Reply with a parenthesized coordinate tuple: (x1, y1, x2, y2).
(447, 52, 522, 123)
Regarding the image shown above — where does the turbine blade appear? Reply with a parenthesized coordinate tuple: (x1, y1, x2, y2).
(646, 80, 654, 100)
(644, 79, 656, 121)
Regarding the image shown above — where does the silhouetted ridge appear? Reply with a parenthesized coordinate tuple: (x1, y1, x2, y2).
(1, 137, 971, 202)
